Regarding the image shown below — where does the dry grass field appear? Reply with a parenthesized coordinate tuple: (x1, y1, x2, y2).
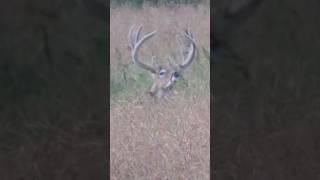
(110, 4, 210, 179)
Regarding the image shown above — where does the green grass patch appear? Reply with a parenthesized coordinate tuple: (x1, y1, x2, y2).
(110, 56, 209, 104)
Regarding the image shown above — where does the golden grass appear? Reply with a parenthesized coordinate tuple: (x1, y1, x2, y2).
(110, 4, 210, 179)
(110, 4, 210, 72)
(111, 95, 210, 179)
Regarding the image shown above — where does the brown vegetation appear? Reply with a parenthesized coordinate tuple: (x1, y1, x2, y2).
(110, 4, 210, 179)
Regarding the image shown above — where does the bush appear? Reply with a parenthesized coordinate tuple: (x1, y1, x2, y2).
(111, 0, 209, 8)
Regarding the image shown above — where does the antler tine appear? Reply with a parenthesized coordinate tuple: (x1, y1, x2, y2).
(128, 26, 133, 39)
(136, 32, 157, 51)
(128, 25, 157, 73)
(178, 28, 197, 70)
(188, 30, 194, 39)
(135, 25, 143, 44)
(128, 26, 135, 49)
(183, 29, 195, 43)
(176, 35, 185, 60)
(180, 29, 196, 70)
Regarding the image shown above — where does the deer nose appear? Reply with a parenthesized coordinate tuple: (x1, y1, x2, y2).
(171, 72, 180, 82)
(173, 72, 180, 78)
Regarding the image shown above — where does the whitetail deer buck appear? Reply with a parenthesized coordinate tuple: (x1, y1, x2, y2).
(128, 25, 196, 98)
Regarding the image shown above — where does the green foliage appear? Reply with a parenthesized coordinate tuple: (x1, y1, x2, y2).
(110, 62, 153, 101)
(110, 55, 210, 103)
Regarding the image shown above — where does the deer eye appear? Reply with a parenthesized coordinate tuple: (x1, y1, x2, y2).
(159, 69, 166, 76)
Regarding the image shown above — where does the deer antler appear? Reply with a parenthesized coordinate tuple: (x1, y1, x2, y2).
(128, 25, 157, 73)
(176, 29, 196, 71)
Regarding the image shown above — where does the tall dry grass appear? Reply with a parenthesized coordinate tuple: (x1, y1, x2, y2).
(110, 5, 210, 70)
(110, 4, 210, 179)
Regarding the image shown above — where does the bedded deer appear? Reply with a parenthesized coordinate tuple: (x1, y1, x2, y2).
(128, 25, 197, 99)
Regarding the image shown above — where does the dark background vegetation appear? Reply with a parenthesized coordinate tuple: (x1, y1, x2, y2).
(111, 0, 209, 7)
(0, 0, 107, 179)
(213, 0, 320, 179)
(1, 0, 319, 179)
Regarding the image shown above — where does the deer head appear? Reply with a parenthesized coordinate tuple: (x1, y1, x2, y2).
(128, 25, 197, 99)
